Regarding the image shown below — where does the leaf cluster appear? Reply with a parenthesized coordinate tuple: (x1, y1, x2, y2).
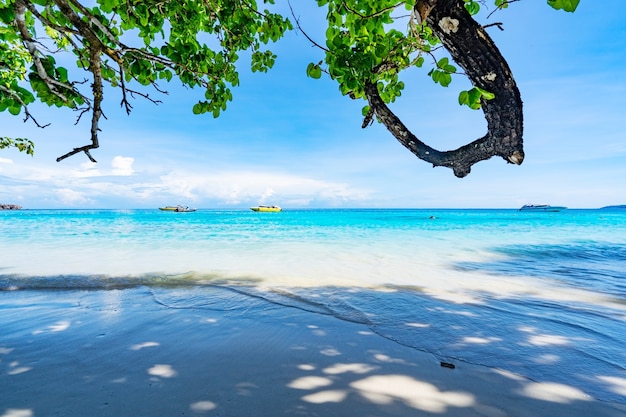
(1, 0, 292, 158)
(547, 0, 580, 12)
(1, 0, 580, 160)
(307, 0, 580, 120)
(310, 0, 425, 103)
(0, 136, 34, 154)
(307, 0, 490, 118)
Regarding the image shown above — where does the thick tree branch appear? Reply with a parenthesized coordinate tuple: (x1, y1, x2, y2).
(365, 0, 524, 177)
(52, 0, 105, 162)
(55, 46, 102, 162)
(66, 0, 120, 47)
(14, 0, 73, 103)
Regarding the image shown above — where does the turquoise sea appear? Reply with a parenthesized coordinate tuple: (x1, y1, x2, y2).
(1, 208, 625, 404)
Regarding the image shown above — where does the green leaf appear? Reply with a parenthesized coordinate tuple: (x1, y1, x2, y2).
(495, 0, 509, 9)
(468, 88, 482, 104)
(439, 73, 452, 87)
(458, 90, 469, 106)
(8, 104, 21, 115)
(464, 1, 480, 15)
(306, 63, 322, 79)
(192, 102, 204, 114)
(458, 86, 495, 110)
(547, 0, 580, 12)
(477, 87, 495, 100)
(57, 67, 69, 82)
(98, 0, 120, 13)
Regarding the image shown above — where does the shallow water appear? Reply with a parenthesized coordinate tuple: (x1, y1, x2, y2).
(1, 208, 625, 403)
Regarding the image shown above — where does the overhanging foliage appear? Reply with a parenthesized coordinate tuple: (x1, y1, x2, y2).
(1, 0, 578, 176)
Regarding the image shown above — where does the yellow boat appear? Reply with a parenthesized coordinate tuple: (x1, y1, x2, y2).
(250, 205, 282, 213)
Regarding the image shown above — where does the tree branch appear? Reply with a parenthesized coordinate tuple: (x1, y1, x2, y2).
(364, 0, 524, 177)
(341, 1, 405, 20)
(55, 42, 102, 162)
(288, 1, 329, 53)
(14, 0, 74, 103)
(487, 0, 521, 19)
(52, 0, 106, 162)
(0, 85, 50, 128)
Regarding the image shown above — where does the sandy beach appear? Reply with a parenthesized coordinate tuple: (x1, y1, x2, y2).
(1, 287, 624, 417)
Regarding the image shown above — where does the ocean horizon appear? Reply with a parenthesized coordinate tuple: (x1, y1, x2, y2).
(2, 208, 625, 405)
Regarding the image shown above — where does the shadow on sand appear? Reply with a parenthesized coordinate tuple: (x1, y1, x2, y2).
(1, 284, 626, 417)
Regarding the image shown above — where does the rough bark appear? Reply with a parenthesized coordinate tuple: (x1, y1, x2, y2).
(365, 0, 524, 177)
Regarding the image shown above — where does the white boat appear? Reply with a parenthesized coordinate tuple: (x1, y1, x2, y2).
(250, 205, 282, 213)
(519, 204, 566, 212)
(159, 205, 197, 212)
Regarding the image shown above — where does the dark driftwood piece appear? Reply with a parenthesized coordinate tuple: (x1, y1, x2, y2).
(365, 0, 524, 177)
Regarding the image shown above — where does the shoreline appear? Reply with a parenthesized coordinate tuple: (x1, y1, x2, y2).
(2, 288, 625, 417)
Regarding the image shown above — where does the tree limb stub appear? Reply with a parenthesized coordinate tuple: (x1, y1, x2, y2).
(365, 0, 524, 177)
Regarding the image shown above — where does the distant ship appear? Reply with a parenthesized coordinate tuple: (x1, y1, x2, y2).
(519, 204, 566, 212)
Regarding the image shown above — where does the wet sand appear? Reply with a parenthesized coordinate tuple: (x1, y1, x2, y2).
(1, 288, 624, 417)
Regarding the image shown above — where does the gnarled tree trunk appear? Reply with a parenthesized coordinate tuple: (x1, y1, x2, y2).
(365, 0, 524, 177)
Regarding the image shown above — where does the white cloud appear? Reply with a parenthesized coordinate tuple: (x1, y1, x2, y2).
(156, 170, 372, 206)
(68, 157, 134, 178)
(0, 157, 13, 164)
(56, 188, 94, 206)
(73, 161, 101, 178)
(111, 156, 135, 176)
(0, 153, 373, 208)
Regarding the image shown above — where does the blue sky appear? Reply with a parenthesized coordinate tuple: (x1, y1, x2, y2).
(1, 1, 625, 209)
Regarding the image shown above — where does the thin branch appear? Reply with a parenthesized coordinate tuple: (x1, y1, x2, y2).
(487, 0, 521, 19)
(0, 85, 51, 128)
(21, 0, 80, 36)
(288, 1, 329, 52)
(118, 65, 133, 114)
(73, 105, 92, 125)
(126, 88, 164, 105)
(483, 22, 504, 31)
(341, 1, 404, 20)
